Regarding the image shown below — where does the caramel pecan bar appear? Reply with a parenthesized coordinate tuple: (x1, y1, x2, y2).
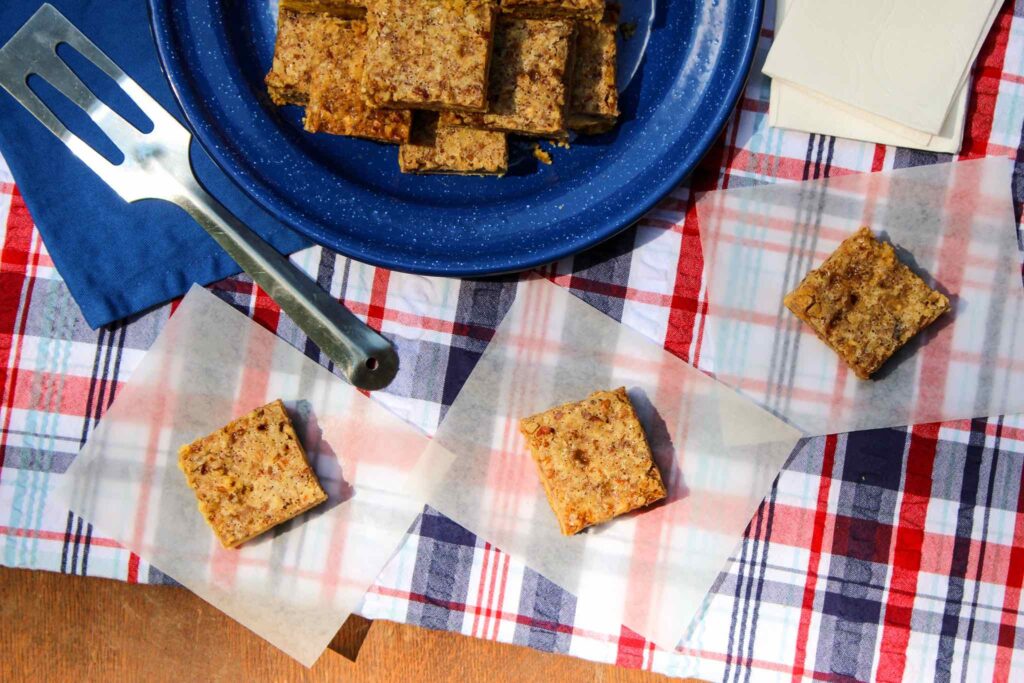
(178, 400, 327, 548)
(519, 387, 666, 535)
(784, 227, 950, 379)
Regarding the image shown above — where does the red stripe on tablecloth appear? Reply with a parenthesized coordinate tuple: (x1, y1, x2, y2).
(482, 543, 503, 639)
(206, 283, 288, 588)
(168, 294, 183, 318)
(721, 100, 747, 186)
(997, 72, 1024, 86)
(991, 421, 1024, 443)
(549, 274, 675, 308)
(0, 525, 120, 547)
(490, 552, 511, 641)
(682, 107, 749, 364)
(128, 314, 179, 581)
(790, 434, 838, 682)
(218, 278, 497, 343)
(364, 268, 390, 332)
(250, 282, 282, 333)
(871, 144, 886, 172)
(344, 299, 496, 341)
(723, 150, 867, 182)
(127, 552, 140, 583)
(479, 280, 554, 640)
(874, 423, 940, 682)
(0, 190, 41, 482)
(994, 459, 1024, 682)
(6, 372, 121, 416)
(738, 96, 769, 114)
(359, 268, 392, 396)
(485, 279, 562, 642)
(960, 3, 1011, 160)
(471, 542, 494, 639)
(615, 625, 647, 668)
(664, 137, 722, 363)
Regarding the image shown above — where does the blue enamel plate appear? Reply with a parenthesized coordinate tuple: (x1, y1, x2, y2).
(148, 0, 763, 275)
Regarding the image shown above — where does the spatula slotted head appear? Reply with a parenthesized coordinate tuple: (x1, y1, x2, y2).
(0, 3, 190, 203)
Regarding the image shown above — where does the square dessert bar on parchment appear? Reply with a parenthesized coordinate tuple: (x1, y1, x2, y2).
(784, 227, 951, 380)
(519, 387, 667, 535)
(177, 399, 327, 549)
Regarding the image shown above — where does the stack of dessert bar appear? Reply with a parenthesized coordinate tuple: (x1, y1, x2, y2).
(265, 0, 620, 176)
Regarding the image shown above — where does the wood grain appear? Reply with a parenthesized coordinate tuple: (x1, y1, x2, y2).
(0, 567, 690, 682)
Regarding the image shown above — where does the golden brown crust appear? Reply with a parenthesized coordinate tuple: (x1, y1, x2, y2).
(362, 0, 498, 112)
(304, 21, 412, 143)
(519, 388, 667, 535)
(568, 17, 618, 134)
(177, 400, 328, 549)
(265, 10, 330, 107)
(499, 0, 604, 21)
(280, 0, 366, 18)
(399, 113, 508, 175)
(441, 17, 574, 137)
(784, 227, 951, 380)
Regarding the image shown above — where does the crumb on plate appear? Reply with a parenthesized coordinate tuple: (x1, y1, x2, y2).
(533, 143, 553, 164)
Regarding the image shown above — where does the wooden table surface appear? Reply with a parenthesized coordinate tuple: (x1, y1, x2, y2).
(0, 567, 692, 682)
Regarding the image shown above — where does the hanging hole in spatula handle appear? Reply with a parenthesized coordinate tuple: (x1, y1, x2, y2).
(177, 180, 400, 391)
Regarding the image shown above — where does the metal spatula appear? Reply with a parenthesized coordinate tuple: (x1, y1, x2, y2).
(0, 4, 398, 391)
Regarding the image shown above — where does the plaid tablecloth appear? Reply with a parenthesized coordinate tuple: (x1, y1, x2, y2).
(3, 3, 1024, 680)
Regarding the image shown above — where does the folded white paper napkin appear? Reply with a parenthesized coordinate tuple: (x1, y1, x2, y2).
(770, 70, 968, 154)
(764, 0, 1000, 138)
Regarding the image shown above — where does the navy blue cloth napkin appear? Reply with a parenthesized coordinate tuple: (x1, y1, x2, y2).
(0, 1, 310, 328)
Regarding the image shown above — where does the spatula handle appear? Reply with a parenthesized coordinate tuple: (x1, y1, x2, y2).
(176, 179, 399, 391)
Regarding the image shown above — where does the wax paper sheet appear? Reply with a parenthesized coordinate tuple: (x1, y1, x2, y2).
(697, 157, 1024, 436)
(52, 286, 442, 666)
(411, 277, 804, 650)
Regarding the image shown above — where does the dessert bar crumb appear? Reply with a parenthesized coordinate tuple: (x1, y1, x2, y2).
(533, 144, 553, 164)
